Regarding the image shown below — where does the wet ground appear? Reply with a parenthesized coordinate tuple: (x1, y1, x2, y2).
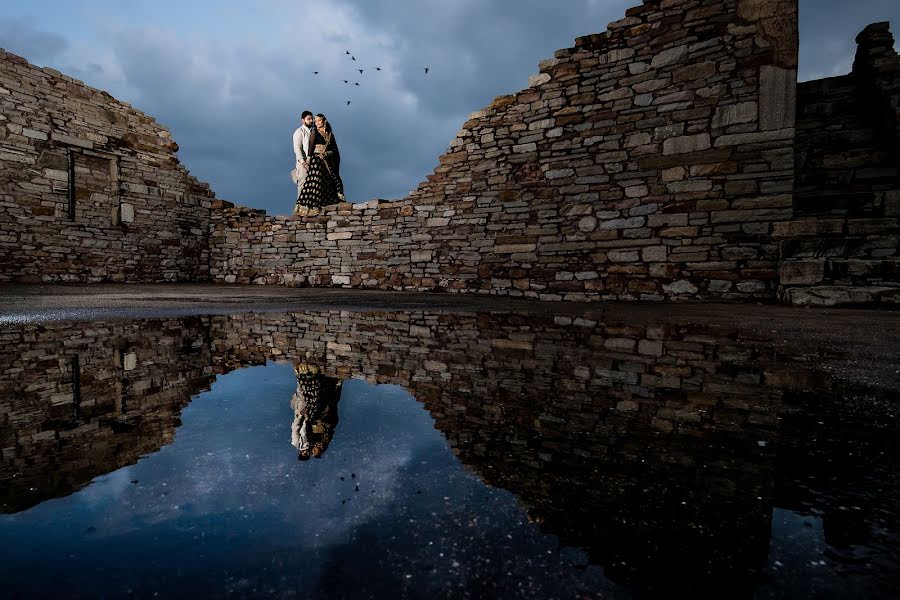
(1, 286, 898, 598)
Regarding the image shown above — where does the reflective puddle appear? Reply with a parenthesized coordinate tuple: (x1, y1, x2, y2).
(0, 310, 897, 598)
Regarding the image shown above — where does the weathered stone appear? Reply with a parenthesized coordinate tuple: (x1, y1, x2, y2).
(759, 66, 797, 131)
(578, 216, 597, 232)
(663, 133, 711, 155)
(651, 45, 689, 69)
(663, 279, 700, 295)
(712, 102, 758, 128)
(779, 260, 825, 285)
(120, 203, 135, 224)
(528, 73, 551, 87)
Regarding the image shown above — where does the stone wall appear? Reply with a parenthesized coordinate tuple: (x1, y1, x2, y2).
(210, 0, 799, 302)
(0, 49, 215, 283)
(775, 22, 900, 306)
(2, 1, 895, 307)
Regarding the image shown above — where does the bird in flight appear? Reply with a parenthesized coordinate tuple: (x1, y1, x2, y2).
(345, 50, 351, 55)
(375, 67, 382, 71)
(346, 100, 351, 105)
(354, 82, 360, 86)
(351, 56, 356, 61)
(424, 67, 430, 74)
(343, 79, 349, 83)
(313, 71, 319, 75)
(358, 69, 363, 74)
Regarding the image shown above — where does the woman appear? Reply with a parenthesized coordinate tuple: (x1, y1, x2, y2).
(290, 362, 343, 461)
(293, 114, 345, 215)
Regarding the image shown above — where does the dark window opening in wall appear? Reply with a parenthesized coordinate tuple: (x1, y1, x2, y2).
(58, 146, 117, 223)
(71, 354, 81, 419)
(66, 148, 76, 221)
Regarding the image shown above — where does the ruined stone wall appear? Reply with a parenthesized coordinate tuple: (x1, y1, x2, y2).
(210, 0, 799, 302)
(0, 49, 215, 283)
(775, 22, 899, 306)
(0, 317, 214, 512)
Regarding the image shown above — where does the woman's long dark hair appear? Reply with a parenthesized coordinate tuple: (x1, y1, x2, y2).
(315, 113, 332, 134)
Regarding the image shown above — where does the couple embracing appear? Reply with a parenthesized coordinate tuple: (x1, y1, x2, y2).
(291, 110, 345, 215)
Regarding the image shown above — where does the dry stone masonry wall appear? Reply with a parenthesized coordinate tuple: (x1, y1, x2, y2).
(0, 317, 214, 512)
(211, 0, 800, 302)
(0, 50, 215, 282)
(776, 22, 900, 306)
(1, 0, 897, 306)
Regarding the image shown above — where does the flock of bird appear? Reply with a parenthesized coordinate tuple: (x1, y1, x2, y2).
(311, 50, 430, 106)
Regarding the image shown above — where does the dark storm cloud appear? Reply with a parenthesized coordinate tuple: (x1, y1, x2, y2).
(0, 16, 68, 62)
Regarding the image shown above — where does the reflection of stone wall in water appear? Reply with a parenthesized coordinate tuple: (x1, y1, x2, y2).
(0, 317, 214, 512)
(1, 310, 897, 595)
(205, 310, 898, 595)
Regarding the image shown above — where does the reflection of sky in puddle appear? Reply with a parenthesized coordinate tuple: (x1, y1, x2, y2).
(0, 364, 619, 598)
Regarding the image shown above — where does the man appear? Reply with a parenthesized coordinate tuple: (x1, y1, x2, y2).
(291, 110, 316, 196)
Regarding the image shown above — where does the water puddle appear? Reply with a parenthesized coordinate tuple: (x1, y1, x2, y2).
(1, 310, 897, 597)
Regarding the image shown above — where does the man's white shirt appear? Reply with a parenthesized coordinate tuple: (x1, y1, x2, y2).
(292, 125, 312, 163)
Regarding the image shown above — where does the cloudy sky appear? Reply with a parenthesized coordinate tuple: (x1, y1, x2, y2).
(1, 0, 898, 215)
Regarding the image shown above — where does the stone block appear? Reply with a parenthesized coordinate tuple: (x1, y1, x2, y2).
(663, 133, 711, 155)
(638, 339, 664, 356)
(642, 246, 668, 262)
(411, 249, 433, 263)
(759, 66, 796, 131)
(651, 45, 689, 69)
(578, 216, 597, 232)
(884, 191, 900, 217)
(23, 128, 48, 140)
(120, 203, 135, 224)
(494, 244, 536, 254)
(772, 219, 844, 238)
(625, 185, 649, 198)
(608, 250, 639, 262)
(528, 73, 551, 87)
(673, 61, 717, 83)
(847, 219, 899, 236)
(663, 280, 699, 294)
(714, 129, 793, 147)
(712, 101, 758, 128)
(779, 259, 825, 285)
(654, 124, 685, 141)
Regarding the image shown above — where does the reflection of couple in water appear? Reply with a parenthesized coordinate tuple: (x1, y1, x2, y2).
(291, 110, 345, 216)
(290, 363, 343, 460)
